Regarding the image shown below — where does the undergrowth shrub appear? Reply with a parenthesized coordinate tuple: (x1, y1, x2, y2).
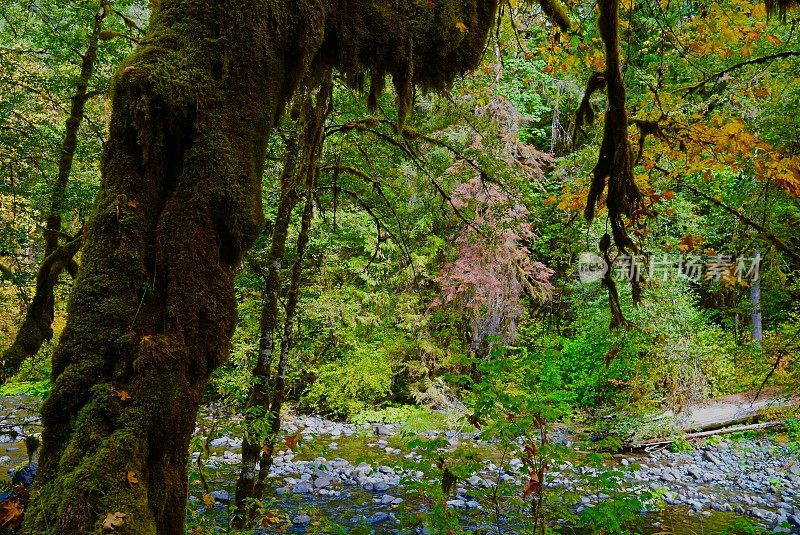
(301, 344, 393, 418)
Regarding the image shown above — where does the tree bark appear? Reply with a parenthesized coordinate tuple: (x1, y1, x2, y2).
(24, 1, 497, 532)
(751, 246, 763, 347)
(1, 4, 105, 375)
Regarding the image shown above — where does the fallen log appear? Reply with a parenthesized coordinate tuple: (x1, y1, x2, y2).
(672, 395, 795, 433)
(629, 421, 784, 450)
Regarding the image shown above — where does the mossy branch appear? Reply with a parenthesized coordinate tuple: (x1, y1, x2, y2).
(583, 0, 642, 254)
(528, 0, 571, 32)
(4, 3, 106, 379)
(2, 234, 83, 379)
(573, 72, 607, 138)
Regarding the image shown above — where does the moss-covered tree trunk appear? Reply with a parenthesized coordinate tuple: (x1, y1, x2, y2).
(24, 1, 497, 533)
(22, 2, 326, 533)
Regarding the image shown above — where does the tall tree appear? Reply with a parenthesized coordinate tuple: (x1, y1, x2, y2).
(234, 79, 330, 525)
(22, 1, 498, 533)
(1, 1, 144, 372)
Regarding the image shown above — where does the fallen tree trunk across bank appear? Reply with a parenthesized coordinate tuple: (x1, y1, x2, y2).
(625, 392, 797, 450)
(631, 421, 785, 450)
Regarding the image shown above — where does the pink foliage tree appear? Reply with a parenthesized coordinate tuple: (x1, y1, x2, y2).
(434, 174, 553, 358)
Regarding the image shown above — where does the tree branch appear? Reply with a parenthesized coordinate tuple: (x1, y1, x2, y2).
(684, 51, 800, 94)
(677, 179, 800, 265)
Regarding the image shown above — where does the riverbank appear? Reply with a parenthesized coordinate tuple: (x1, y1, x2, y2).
(2, 396, 797, 533)
(192, 412, 799, 533)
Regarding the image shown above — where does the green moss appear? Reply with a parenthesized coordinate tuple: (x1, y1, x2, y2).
(326, 0, 499, 123)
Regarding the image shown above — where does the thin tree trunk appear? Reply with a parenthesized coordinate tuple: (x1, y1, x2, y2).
(255, 129, 320, 498)
(1, 4, 106, 374)
(234, 81, 330, 526)
(232, 114, 302, 525)
(751, 246, 763, 347)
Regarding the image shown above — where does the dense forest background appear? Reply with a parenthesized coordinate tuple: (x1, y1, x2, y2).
(1, 0, 799, 532)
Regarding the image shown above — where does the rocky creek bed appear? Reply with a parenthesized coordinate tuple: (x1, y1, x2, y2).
(2, 396, 799, 533)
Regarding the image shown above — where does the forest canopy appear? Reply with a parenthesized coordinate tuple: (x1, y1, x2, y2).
(0, 0, 799, 533)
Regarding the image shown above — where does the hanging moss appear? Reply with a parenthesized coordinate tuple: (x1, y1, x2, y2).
(322, 0, 499, 123)
(765, 0, 800, 19)
(581, 0, 642, 255)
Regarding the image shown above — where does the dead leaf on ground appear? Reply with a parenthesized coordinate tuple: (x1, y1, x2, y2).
(0, 498, 24, 528)
(284, 434, 300, 450)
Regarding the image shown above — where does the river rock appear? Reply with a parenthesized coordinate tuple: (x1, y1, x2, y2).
(292, 481, 313, 494)
(687, 466, 704, 480)
(209, 437, 228, 448)
(368, 512, 391, 524)
(314, 475, 333, 489)
(292, 514, 311, 524)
